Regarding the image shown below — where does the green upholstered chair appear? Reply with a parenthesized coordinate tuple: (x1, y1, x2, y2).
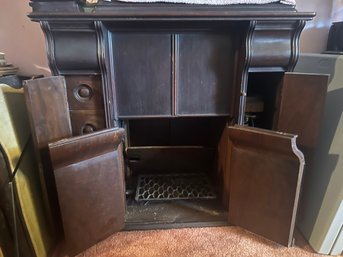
(0, 83, 54, 257)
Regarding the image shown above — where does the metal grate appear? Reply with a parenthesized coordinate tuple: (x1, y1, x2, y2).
(135, 174, 217, 201)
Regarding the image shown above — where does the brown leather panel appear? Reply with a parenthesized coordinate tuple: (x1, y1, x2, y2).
(228, 125, 304, 247)
(48, 128, 126, 256)
(273, 73, 329, 149)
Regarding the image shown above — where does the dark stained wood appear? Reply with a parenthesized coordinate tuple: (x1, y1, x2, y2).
(27, 1, 318, 249)
(126, 146, 216, 175)
(216, 125, 231, 208)
(64, 75, 103, 110)
(23, 76, 73, 237)
(227, 125, 304, 247)
(69, 110, 106, 136)
(128, 117, 226, 147)
(128, 119, 170, 146)
(177, 33, 235, 115)
(31, 4, 315, 124)
(273, 73, 329, 150)
(249, 21, 306, 71)
(48, 128, 126, 256)
(52, 28, 99, 74)
(246, 72, 284, 129)
(29, 1, 315, 22)
(112, 33, 172, 117)
(23, 76, 72, 149)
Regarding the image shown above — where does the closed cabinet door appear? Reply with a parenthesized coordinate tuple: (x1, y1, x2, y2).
(112, 33, 172, 118)
(48, 128, 126, 256)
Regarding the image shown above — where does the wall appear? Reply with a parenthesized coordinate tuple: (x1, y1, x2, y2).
(332, 0, 343, 22)
(297, 0, 334, 53)
(0, 0, 50, 76)
(0, 1, 340, 75)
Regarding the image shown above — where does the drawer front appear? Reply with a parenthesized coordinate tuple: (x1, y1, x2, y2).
(65, 75, 103, 110)
(70, 110, 105, 136)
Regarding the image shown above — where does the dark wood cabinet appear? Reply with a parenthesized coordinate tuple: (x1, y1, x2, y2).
(27, 1, 329, 256)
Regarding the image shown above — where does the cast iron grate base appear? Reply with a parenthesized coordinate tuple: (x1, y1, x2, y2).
(135, 174, 217, 201)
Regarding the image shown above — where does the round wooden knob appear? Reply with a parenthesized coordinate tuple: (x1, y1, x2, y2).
(78, 86, 91, 98)
(75, 84, 93, 101)
(82, 124, 96, 134)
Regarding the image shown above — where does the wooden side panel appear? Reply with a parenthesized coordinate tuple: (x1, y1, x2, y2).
(64, 75, 105, 136)
(23, 76, 72, 149)
(177, 33, 235, 116)
(48, 128, 126, 256)
(227, 125, 304, 247)
(69, 110, 106, 136)
(128, 117, 226, 147)
(23, 76, 73, 235)
(273, 73, 329, 150)
(217, 126, 231, 208)
(64, 75, 103, 111)
(113, 33, 172, 117)
(126, 146, 215, 175)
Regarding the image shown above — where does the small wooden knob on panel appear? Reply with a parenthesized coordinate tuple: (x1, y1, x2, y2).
(81, 123, 96, 134)
(74, 84, 93, 102)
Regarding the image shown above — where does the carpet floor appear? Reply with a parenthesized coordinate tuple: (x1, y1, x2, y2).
(65, 226, 331, 257)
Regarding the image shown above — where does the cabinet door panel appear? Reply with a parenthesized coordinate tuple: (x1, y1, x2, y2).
(48, 128, 125, 256)
(23, 76, 73, 236)
(113, 33, 172, 117)
(177, 33, 235, 116)
(273, 73, 329, 150)
(227, 125, 304, 246)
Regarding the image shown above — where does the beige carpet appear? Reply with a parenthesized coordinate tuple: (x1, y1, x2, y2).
(65, 226, 329, 257)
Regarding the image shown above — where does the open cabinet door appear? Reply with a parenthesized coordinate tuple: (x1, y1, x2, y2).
(48, 128, 126, 256)
(273, 72, 329, 151)
(227, 125, 304, 246)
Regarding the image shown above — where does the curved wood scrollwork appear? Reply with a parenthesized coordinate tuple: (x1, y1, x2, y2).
(41, 21, 59, 75)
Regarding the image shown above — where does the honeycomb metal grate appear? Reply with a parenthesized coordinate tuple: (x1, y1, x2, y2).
(135, 174, 217, 201)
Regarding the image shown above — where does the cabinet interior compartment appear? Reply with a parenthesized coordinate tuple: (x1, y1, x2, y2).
(123, 117, 229, 229)
(245, 72, 284, 129)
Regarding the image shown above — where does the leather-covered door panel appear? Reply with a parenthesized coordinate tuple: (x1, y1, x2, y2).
(227, 125, 304, 246)
(48, 128, 125, 256)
